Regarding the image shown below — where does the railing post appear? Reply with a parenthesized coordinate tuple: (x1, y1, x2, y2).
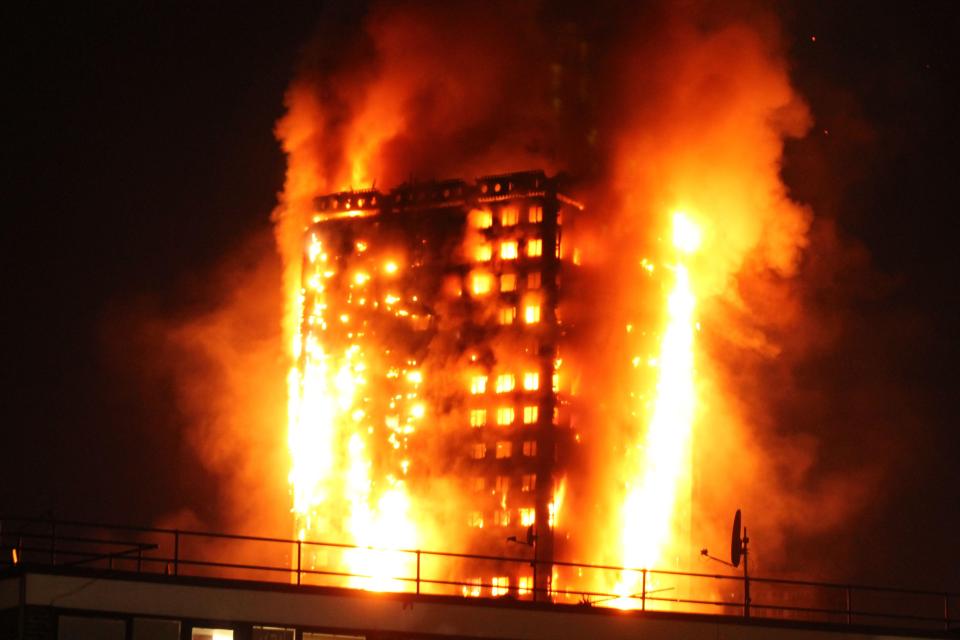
(641, 569, 647, 611)
(845, 587, 852, 624)
(173, 530, 180, 576)
(945, 593, 950, 632)
(296, 540, 302, 586)
(50, 521, 56, 566)
(416, 550, 421, 595)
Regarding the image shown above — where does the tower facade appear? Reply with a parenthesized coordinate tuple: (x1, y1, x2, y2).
(294, 170, 580, 599)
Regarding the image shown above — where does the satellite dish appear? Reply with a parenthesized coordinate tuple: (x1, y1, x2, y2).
(731, 509, 743, 568)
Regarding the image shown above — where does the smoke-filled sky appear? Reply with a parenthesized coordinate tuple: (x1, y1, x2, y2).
(3, 1, 958, 593)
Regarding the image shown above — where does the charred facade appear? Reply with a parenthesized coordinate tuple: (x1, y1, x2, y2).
(298, 170, 580, 599)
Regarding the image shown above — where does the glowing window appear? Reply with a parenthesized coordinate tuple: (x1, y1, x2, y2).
(473, 209, 493, 229)
(496, 407, 515, 425)
(522, 372, 539, 391)
(529, 206, 543, 223)
(463, 578, 481, 597)
(495, 374, 515, 393)
(470, 375, 487, 394)
(527, 272, 541, 289)
(473, 477, 486, 491)
(495, 441, 513, 458)
(468, 511, 484, 528)
(495, 476, 510, 492)
(524, 305, 541, 324)
(522, 440, 537, 457)
(500, 241, 518, 260)
(471, 272, 493, 295)
(500, 273, 517, 292)
(527, 238, 542, 258)
(518, 576, 532, 596)
(492, 576, 509, 596)
(523, 406, 538, 424)
(470, 409, 487, 428)
(499, 306, 516, 325)
(471, 443, 487, 459)
(494, 509, 511, 526)
(520, 508, 536, 527)
(192, 629, 234, 640)
(475, 243, 493, 262)
(552, 372, 560, 393)
(521, 474, 536, 492)
(501, 207, 519, 227)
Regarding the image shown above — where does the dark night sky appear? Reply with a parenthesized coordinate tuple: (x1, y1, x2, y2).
(2, 2, 958, 592)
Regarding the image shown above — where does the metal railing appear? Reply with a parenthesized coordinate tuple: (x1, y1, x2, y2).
(1, 516, 955, 632)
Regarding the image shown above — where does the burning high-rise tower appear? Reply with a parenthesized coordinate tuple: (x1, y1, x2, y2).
(290, 170, 584, 599)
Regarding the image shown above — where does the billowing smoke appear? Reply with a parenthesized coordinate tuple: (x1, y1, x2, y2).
(270, 0, 877, 589)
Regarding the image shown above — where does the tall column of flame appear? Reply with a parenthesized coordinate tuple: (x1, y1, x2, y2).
(614, 212, 701, 607)
(288, 234, 418, 592)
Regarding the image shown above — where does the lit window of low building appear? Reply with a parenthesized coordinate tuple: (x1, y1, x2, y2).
(494, 509, 511, 526)
(527, 238, 542, 258)
(471, 443, 487, 459)
(527, 272, 541, 289)
(496, 407, 515, 425)
(495, 373, 515, 393)
(500, 240, 518, 260)
(529, 206, 543, 223)
(495, 441, 513, 458)
(492, 576, 509, 596)
(495, 476, 510, 492)
(501, 207, 519, 226)
(470, 409, 487, 427)
(500, 273, 517, 292)
(523, 406, 538, 424)
(522, 440, 537, 457)
(499, 306, 516, 325)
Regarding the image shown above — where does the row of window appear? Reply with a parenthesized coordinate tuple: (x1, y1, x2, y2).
(473, 473, 536, 493)
(469, 406, 539, 427)
(54, 616, 358, 640)
(474, 237, 549, 262)
(469, 270, 541, 295)
(461, 574, 534, 597)
(470, 440, 537, 459)
(472, 205, 543, 229)
(468, 507, 536, 528)
(470, 372, 544, 394)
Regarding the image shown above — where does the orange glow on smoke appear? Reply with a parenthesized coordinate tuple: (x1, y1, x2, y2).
(272, 1, 819, 607)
